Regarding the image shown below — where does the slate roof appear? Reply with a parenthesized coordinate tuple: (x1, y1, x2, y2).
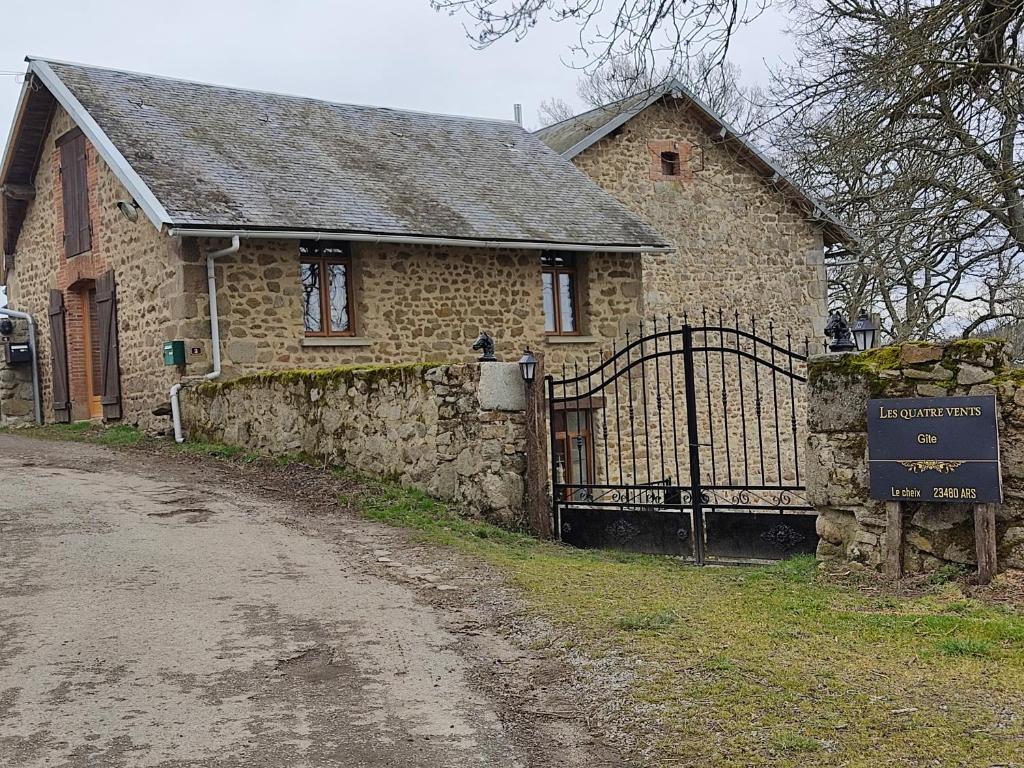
(534, 80, 853, 245)
(3, 59, 669, 250)
(535, 92, 652, 155)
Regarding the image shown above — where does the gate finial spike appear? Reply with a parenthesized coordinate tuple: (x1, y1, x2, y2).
(652, 315, 658, 333)
(667, 312, 673, 330)
(683, 309, 689, 325)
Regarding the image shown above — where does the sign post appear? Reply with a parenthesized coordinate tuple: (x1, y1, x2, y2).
(867, 395, 1002, 583)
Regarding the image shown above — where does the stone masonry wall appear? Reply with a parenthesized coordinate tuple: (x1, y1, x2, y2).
(181, 362, 528, 527)
(0, 318, 34, 426)
(571, 99, 828, 344)
(4, 106, 199, 431)
(808, 340, 1024, 573)
(191, 237, 641, 378)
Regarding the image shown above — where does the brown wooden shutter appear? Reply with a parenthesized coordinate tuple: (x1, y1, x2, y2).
(47, 289, 71, 423)
(95, 270, 122, 421)
(59, 132, 91, 258)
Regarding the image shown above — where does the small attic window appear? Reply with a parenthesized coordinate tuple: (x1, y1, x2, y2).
(660, 151, 681, 177)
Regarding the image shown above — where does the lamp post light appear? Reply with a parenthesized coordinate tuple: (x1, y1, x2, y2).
(518, 349, 538, 383)
(851, 310, 879, 351)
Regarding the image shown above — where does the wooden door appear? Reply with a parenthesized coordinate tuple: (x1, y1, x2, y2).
(47, 289, 71, 423)
(80, 287, 103, 419)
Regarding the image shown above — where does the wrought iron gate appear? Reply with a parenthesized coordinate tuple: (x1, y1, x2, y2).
(546, 311, 817, 564)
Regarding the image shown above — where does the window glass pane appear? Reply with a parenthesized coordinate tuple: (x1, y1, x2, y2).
(327, 263, 350, 333)
(558, 272, 576, 333)
(542, 272, 556, 333)
(300, 262, 322, 332)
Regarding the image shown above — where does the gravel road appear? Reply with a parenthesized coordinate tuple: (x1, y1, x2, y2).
(0, 434, 627, 768)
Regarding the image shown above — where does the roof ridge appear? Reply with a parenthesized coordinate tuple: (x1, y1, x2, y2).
(27, 55, 521, 128)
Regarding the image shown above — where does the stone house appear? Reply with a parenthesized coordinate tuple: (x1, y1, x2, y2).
(0, 60, 850, 490)
(536, 81, 853, 492)
(535, 79, 849, 339)
(0, 58, 668, 432)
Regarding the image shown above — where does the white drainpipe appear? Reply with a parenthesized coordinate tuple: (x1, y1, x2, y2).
(0, 307, 42, 425)
(170, 235, 240, 443)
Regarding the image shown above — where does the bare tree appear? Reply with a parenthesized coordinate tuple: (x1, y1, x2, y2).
(536, 96, 576, 126)
(773, 1, 1024, 341)
(430, 0, 768, 75)
(541, 52, 766, 133)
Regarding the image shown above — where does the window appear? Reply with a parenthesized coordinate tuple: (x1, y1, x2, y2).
(541, 252, 579, 335)
(660, 151, 681, 176)
(300, 241, 355, 336)
(553, 408, 593, 499)
(58, 129, 91, 257)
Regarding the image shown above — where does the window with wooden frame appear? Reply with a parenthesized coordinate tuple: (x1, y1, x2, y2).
(299, 241, 355, 336)
(552, 408, 594, 499)
(541, 252, 580, 335)
(57, 129, 91, 257)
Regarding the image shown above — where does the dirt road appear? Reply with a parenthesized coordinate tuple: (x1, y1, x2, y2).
(0, 434, 624, 767)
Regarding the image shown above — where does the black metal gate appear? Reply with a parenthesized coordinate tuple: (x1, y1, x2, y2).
(546, 311, 817, 564)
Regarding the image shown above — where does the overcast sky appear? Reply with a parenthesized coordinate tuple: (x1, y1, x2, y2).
(0, 0, 793, 139)
(0, 0, 794, 308)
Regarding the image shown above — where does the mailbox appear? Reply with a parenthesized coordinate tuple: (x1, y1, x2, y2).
(4, 341, 32, 365)
(162, 340, 186, 366)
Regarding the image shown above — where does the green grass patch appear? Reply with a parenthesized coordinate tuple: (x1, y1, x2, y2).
(615, 610, 678, 631)
(352, 478, 535, 551)
(353, 480, 1024, 767)
(173, 439, 247, 459)
(937, 637, 994, 658)
(8, 421, 144, 446)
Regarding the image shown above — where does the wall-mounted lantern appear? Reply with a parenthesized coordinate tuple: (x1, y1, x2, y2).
(518, 349, 538, 383)
(851, 310, 879, 351)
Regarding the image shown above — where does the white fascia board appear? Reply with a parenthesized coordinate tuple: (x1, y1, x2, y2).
(28, 59, 171, 232)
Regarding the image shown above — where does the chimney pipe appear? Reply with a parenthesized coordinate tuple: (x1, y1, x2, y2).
(513, 103, 523, 126)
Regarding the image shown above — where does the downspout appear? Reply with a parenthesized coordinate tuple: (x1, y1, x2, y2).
(170, 235, 240, 443)
(0, 307, 42, 425)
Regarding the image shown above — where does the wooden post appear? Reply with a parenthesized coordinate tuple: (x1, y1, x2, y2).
(884, 501, 904, 580)
(524, 355, 552, 539)
(974, 503, 998, 585)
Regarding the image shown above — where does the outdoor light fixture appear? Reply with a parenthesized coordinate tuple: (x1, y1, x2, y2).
(851, 310, 878, 351)
(116, 200, 140, 223)
(518, 349, 538, 382)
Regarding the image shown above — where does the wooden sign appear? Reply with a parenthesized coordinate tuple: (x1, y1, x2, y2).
(867, 395, 1002, 503)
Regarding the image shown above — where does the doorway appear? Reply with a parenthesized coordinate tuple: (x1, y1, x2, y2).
(79, 285, 103, 420)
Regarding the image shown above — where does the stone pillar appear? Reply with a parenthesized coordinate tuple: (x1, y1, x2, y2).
(0, 319, 36, 427)
(808, 340, 1024, 575)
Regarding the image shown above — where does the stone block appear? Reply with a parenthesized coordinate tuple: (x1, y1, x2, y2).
(477, 362, 526, 412)
(900, 344, 943, 366)
(957, 363, 994, 386)
(916, 384, 947, 397)
(807, 356, 872, 433)
(903, 365, 954, 381)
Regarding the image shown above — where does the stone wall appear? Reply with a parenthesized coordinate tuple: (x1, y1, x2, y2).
(0, 318, 35, 426)
(571, 99, 828, 344)
(191, 237, 641, 378)
(808, 340, 1024, 573)
(181, 362, 528, 526)
(3, 105, 197, 431)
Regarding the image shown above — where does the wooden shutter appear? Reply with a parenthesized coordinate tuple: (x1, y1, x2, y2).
(59, 131, 91, 257)
(47, 289, 71, 423)
(95, 270, 122, 420)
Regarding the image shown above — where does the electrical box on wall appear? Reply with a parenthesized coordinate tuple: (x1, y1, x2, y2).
(162, 340, 186, 366)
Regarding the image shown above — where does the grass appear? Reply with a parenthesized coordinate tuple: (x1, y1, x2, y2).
(11, 427, 1024, 765)
(353, 482, 1024, 767)
(5, 420, 145, 446)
